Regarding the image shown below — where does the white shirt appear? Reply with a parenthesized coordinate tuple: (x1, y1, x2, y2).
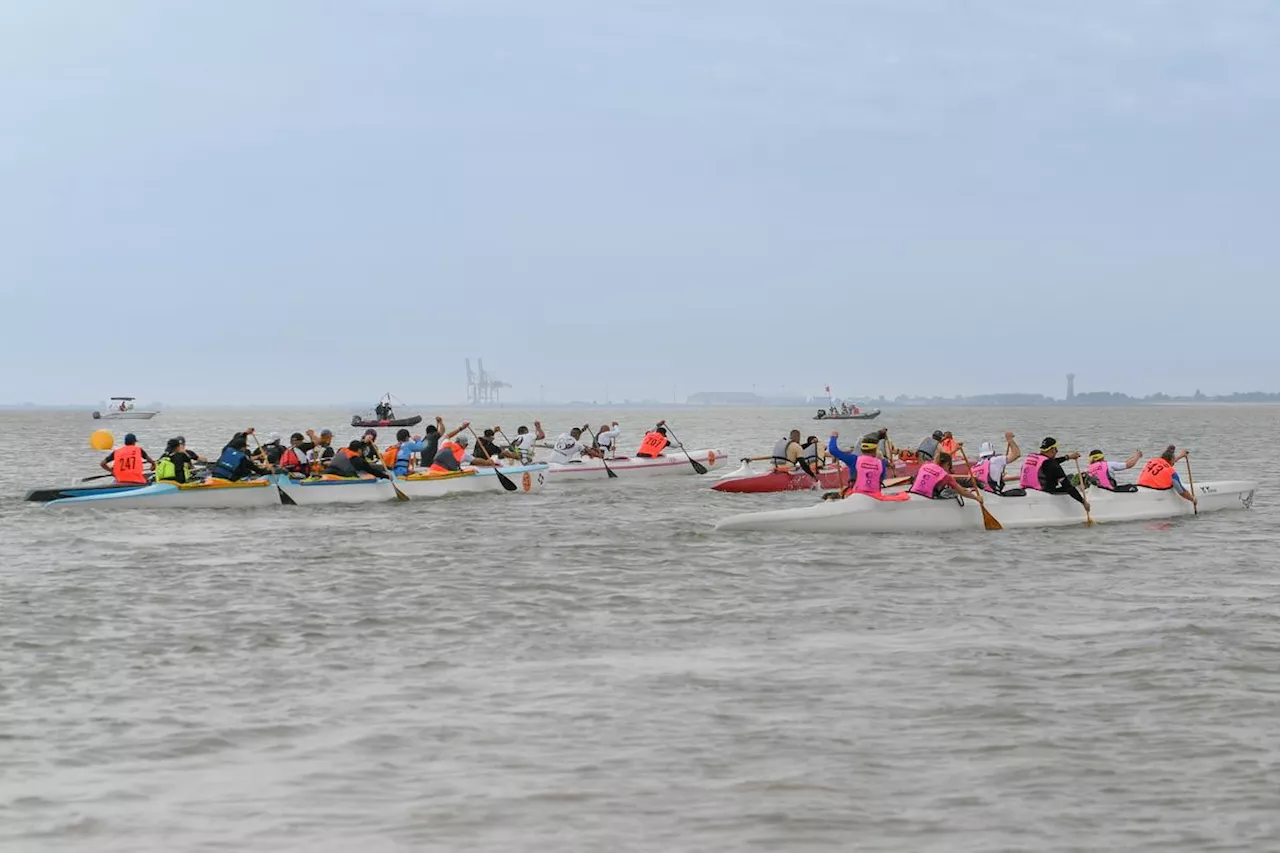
(550, 433, 587, 464)
(596, 427, 621, 450)
(511, 433, 537, 462)
(985, 454, 1008, 483)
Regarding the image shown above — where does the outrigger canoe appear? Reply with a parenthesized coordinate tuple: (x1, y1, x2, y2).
(713, 457, 969, 493)
(276, 464, 548, 505)
(715, 480, 1256, 534)
(37, 479, 282, 509)
(545, 449, 726, 479)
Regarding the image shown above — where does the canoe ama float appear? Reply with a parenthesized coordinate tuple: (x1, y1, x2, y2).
(544, 449, 726, 479)
(713, 457, 969, 494)
(715, 480, 1256, 534)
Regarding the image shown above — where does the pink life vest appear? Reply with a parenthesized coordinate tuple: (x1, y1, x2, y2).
(909, 462, 948, 498)
(852, 455, 883, 494)
(1019, 453, 1046, 490)
(971, 458, 994, 492)
(1088, 459, 1115, 490)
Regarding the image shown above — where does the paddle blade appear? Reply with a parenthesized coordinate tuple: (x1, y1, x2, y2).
(980, 505, 1002, 530)
(605, 465, 618, 479)
(391, 481, 410, 502)
(277, 486, 298, 506)
(495, 469, 518, 491)
(689, 457, 708, 475)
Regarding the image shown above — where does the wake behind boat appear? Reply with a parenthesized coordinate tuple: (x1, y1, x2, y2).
(715, 480, 1256, 534)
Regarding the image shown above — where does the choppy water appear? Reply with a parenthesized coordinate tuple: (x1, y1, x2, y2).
(2, 405, 1278, 852)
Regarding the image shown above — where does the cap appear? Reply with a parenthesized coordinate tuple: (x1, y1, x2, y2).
(457, 435, 471, 446)
(1040, 436, 1058, 451)
(268, 431, 281, 443)
(124, 433, 137, 444)
(347, 440, 364, 451)
(978, 442, 995, 459)
(175, 435, 186, 443)
(320, 429, 333, 437)
(290, 432, 304, 442)
(932, 430, 944, 441)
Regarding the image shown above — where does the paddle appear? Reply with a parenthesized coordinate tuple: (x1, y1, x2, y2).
(662, 424, 707, 474)
(467, 428, 518, 491)
(366, 439, 409, 502)
(957, 447, 1002, 531)
(1183, 450, 1199, 515)
(1071, 455, 1093, 526)
(582, 426, 619, 479)
(250, 433, 298, 506)
(78, 472, 118, 483)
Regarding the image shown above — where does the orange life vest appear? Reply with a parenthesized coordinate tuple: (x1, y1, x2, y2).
(637, 431, 668, 457)
(381, 444, 399, 469)
(280, 446, 308, 473)
(112, 444, 146, 484)
(1137, 457, 1175, 490)
(428, 441, 466, 473)
(939, 438, 957, 456)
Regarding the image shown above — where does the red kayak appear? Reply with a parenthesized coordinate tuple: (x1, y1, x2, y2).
(712, 458, 970, 494)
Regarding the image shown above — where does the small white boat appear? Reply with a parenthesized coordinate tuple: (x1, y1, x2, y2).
(715, 480, 1256, 534)
(544, 449, 726, 480)
(276, 464, 549, 505)
(92, 397, 159, 420)
(43, 478, 282, 509)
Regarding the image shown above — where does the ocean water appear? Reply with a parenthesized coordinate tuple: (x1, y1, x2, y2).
(1, 405, 1278, 852)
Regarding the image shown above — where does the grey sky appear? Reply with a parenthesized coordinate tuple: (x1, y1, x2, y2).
(3, 0, 1277, 405)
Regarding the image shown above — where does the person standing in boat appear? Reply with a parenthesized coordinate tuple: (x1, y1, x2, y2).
(971, 432, 1021, 494)
(1086, 448, 1143, 492)
(1020, 437, 1089, 511)
(916, 430, 945, 463)
(1136, 445, 1197, 505)
(769, 430, 805, 472)
(100, 432, 154, 484)
(909, 452, 982, 501)
(826, 432, 887, 495)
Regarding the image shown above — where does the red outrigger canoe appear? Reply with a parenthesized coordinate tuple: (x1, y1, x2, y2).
(712, 457, 971, 494)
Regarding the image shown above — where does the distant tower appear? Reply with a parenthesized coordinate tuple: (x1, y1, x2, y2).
(1066, 373, 1076, 401)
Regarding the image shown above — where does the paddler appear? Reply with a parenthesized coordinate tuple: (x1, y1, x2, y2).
(100, 432, 154, 484)
(429, 434, 474, 473)
(299, 428, 337, 464)
(385, 428, 434, 476)
(210, 431, 273, 482)
(1019, 437, 1089, 511)
(826, 431, 887, 494)
(509, 421, 545, 463)
(360, 429, 381, 465)
(938, 431, 961, 457)
(916, 430, 945, 463)
(635, 421, 674, 458)
(549, 426, 598, 464)
(475, 429, 517, 463)
(417, 417, 468, 468)
(862, 428, 893, 460)
(802, 435, 825, 471)
(908, 451, 982, 501)
(1086, 448, 1142, 492)
(971, 432, 1021, 493)
(259, 432, 286, 466)
(324, 440, 393, 479)
(770, 430, 805, 472)
(154, 437, 197, 484)
(279, 432, 312, 477)
(1136, 445, 1197, 504)
(594, 421, 622, 457)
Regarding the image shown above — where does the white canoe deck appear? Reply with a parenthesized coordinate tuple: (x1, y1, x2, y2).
(715, 480, 1256, 534)
(545, 449, 725, 478)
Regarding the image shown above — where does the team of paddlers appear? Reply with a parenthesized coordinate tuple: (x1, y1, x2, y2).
(98, 418, 686, 486)
(766, 427, 1198, 511)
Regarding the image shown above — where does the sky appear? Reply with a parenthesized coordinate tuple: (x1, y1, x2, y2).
(2, 0, 1278, 405)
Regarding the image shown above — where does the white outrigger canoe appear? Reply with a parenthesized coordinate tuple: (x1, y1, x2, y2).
(715, 480, 1256, 534)
(543, 449, 726, 480)
(276, 464, 548, 505)
(42, 478, 282, 509)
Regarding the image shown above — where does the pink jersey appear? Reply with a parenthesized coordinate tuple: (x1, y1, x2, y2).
(909, 462, 948, 498)
(1088, 459, 1115, 490)
(971, 458, 994, 492)
(852, 455, 883, 494)
(1019, 453, 1046, 490)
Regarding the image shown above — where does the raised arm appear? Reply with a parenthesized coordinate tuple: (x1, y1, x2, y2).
(826, 433, 858, 467)
(1004, 431, 1021, 465)
(1124, 449, 1142, 469)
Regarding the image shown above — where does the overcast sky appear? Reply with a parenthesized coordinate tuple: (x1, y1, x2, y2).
(3, 0, 1278, 405)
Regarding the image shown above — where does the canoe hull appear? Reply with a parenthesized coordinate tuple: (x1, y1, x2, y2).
(43, 479, 281, 509)
(545, 449, 726, 479)
(351, 415, 423, 428)
(277, 465, 550, 504)
(715, 480, 1256, 534)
